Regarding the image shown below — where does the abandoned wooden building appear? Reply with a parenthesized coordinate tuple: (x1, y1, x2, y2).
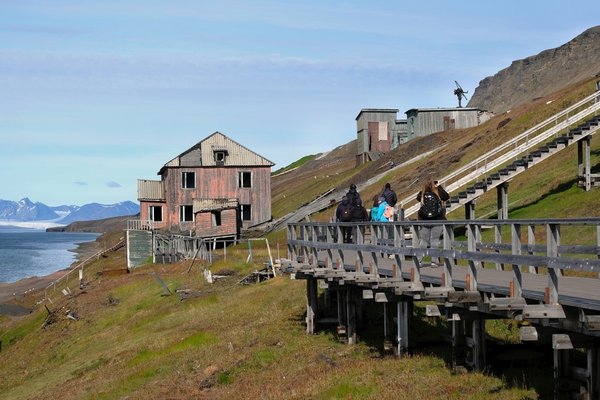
(127, 131, 275, 268)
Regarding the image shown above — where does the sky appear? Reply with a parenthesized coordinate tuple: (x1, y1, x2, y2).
(1, 1, 599, 206)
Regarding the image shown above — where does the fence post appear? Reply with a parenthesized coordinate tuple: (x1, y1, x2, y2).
(546, 223, 560, 304)
(510, 223, 523, 298)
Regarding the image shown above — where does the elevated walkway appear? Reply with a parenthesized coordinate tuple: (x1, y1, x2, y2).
(286, 218, 600, 398)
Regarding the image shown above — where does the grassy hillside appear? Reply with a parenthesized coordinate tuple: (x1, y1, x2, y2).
(1, 78, 599, 399)
(273, 77, 600, 223)
(0, 243, 538, 399)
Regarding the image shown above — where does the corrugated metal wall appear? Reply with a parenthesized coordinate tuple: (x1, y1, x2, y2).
(415, 109, 481, 137)
(137, 179, 164, 200)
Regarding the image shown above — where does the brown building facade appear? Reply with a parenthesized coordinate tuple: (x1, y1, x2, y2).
(137, 132, 275, 239)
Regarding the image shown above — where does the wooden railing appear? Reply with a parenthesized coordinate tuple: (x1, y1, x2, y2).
(127, 219, 164, 230)
(287, 219, 600, 316)
(43, 238, 126, 302)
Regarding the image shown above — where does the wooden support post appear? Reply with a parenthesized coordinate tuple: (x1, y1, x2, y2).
(396, 300, 410, 357)
(346, 287, 357, 345)
(496, 182, 509, 220)
(587, 346, 600, 400)
(465, 200, 476, 220)
(337, 289, 347, 341)
(306, 277, 318, 334)
(383, 301, 396, 354)
(452, 317, 466, 370)
(471, 316, 486, 371)
(553, 348, 570, 400)
(579, 137, 592, 191)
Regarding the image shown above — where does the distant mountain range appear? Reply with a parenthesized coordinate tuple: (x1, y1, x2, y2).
(0, 198, 140, 225)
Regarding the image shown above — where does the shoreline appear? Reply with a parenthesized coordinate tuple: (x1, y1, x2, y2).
(0, 234, 102, 307)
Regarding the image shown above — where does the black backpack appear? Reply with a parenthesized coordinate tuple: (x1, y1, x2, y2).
(418, 191, 444, 220)
(340, 207, 353, 222)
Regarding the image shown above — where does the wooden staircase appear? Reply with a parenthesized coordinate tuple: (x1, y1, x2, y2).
(446, 115, 600, 212)
(400, 90, 600, 218)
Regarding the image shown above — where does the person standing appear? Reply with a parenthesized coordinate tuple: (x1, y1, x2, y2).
(373, 196, 391, 222)
(381, 183, 397, 207)
(416, 179, 449, 266)
(345, 183, 362, 208)
(336, 196, 354, 243)
(370, 194, 381, 221)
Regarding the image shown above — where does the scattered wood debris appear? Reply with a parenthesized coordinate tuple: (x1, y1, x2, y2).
(238, 267, 274, 285)
(153, 272, 172, 296)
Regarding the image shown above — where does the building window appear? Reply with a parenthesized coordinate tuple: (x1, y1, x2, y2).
(211, 211, 222, 226)
(241, 204, 252, 221)
(149, 205, 162, 222)
(239, 171, 251, 188)
(214, 150, 228, 166)
(179, 205, 193, 222)
(182, 172, 195, 189)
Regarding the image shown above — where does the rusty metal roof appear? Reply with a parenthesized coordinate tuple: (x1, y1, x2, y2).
(160, 131, 275, 174)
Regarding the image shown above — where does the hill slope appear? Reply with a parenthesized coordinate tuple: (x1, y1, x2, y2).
(468, 25, 600, 114)
(2, 31, 600, 400)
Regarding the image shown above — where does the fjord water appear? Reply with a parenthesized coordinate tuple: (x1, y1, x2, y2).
(0, 226, 99, 283)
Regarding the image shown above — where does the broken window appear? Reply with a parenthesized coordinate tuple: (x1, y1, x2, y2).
(239, 171, 251, 188)
(182, 172, 195, 189)
(149, 205, 162, 222)
(179, 205, 193, 222)
(214, 150, 228, 166)
(211, 211, 222, 226)
(241, 204, 252, 221)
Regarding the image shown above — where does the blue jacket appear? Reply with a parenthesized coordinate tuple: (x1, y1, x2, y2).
(373, 200, 390, 222)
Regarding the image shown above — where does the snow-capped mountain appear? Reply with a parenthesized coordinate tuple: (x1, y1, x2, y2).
(0, 198, 59, 221)
(0, 198, 139, 225)
(58, 201, 140, 224)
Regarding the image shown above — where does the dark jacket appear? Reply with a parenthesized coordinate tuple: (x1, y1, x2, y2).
(346, 188, 362, 208)
(416, 187, 449, 220)
(336, 198, 353, 222)
(382, 187, 397, 207)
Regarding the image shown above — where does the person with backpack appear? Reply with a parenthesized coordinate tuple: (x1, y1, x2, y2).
(416, 179, 449, 266)
(336, 196, 354, 243)
(345, 183, 362, 209)
(381, 183, 398, 208)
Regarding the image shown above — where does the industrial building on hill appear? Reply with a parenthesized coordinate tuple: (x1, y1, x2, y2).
(356, 107, 493, 164)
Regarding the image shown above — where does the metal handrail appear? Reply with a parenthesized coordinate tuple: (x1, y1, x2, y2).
(398, 90, 600, 217)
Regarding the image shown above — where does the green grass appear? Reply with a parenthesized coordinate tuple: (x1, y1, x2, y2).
(272, 154, 317, 175)
(4, 79, 600, 399)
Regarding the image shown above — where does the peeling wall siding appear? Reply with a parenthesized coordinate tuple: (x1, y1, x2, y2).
(194, 209, 237, 238)
(162, 166, 271, 228)
(139, 200, 166, 221)
(137, 131, 274, 237)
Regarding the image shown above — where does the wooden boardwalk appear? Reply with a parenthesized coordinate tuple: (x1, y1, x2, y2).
(286, 218, 600, 399)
